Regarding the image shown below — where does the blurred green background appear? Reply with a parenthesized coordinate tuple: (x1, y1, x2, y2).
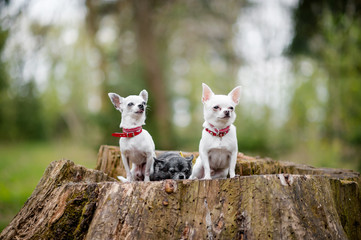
(1, 0, 361, 231)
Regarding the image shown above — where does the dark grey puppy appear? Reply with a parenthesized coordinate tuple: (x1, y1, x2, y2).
(150, 152, 193, 181)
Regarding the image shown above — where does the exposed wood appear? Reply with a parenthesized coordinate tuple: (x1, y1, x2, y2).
(1, 145, 360, 240)
(96, 145, 360, 180)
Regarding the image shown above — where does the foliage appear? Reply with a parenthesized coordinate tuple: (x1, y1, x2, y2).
(288, 0, 361, 171)
(0, 0, 360, 167)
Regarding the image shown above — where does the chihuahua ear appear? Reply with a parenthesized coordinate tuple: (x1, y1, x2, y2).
(186, 155, 194, 162)
(139, 90, 148, 103)
(153, 157, 165, 166)
(108, 93, 124, 111)
(228, 86, 241, 105)
(202, 83, 214, 103)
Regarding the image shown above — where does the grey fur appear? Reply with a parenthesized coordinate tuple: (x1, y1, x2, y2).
(150, 152, 193, 181)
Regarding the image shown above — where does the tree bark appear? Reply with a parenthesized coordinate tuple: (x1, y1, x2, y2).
(1, 146, 360, 240)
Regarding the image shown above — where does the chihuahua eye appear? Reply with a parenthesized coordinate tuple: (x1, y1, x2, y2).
(229, 106, 234, 111)
(213, 106, 220, 110)
(142, 101, 146, 106)
(128, 102, 134, 107)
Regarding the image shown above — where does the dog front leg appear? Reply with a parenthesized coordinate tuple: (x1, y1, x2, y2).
(143, 154, 153, 182)
(189, 156, 203, 179)
(200, 151, 212, 180)
(121, 152, 133, 181)
(229, 151, 237, 178)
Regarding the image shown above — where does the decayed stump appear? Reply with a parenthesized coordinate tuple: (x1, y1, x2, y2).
(0, 146, 360, 240)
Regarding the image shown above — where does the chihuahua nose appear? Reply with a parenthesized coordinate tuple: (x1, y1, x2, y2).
(138, 104, 144, 110)
(224, 110, 230, 116)
(179, 175, 185, 179)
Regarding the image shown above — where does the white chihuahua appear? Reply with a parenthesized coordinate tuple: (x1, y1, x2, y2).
(190, 83, 241, 180)
(108, 90, 155, 182)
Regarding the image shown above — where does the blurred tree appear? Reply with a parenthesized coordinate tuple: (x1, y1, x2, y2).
(0, 26, 45, 141)
(84, 0, 172, 149)
(84, 0, 243, 149)
(289, 0, 361, 170)
(0, 25, 13, 140)
(14, 80, 46, 140)
(132, 0, 170, 148)
(0, 1, 45, 141)
(2, 0, 293, 160)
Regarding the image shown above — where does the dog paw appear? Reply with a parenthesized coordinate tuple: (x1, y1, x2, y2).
(229, 172, 238, 178)
(229, 174, 240, 178)
(117, 176, 129, 182)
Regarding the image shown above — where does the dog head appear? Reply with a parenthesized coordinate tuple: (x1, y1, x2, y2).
(152, 152, 193, 180)
(108, 90, 148, 128)
(201, 83, 241, 129)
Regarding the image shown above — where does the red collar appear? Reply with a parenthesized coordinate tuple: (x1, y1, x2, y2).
(112, 126, 143, 138)
(205, 124, 230, 137)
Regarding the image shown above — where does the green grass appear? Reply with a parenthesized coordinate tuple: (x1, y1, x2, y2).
(0, 141, 97, 231)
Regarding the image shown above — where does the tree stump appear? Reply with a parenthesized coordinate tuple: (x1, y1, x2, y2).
(1, 145, 360, 240)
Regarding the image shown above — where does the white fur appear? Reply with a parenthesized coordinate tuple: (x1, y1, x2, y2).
(108, 90, 155, 182)
(190, 83, 241, 180)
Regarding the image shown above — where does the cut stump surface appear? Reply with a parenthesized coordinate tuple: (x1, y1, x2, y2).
(0, 145, 360, 240)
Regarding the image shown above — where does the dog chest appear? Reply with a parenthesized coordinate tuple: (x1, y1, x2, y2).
(122, 149, 148, 165)
(120, 138, 150, 165)
(207, 148, 231, 170)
